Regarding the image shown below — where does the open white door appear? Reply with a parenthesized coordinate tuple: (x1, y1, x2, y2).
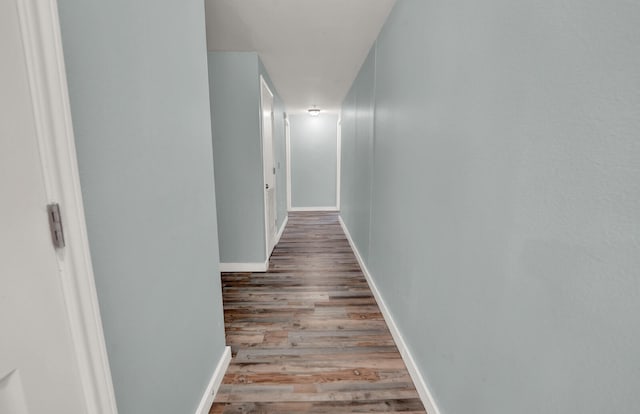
(260, 76, 277, 257)
(0, 1, 116, 413)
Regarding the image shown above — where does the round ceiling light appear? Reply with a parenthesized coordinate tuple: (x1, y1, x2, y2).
(308, 107, 321, 116)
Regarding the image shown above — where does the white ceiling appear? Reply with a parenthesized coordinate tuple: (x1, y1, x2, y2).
(204, 0, 396, 114)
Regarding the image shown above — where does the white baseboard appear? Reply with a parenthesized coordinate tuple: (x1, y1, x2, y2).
(194, 346, 231, 414)
(288, 206, 339, 212)
(275, 216, 288, 246)
(338, 216, 441, 414)
(219, 261, 268, 273)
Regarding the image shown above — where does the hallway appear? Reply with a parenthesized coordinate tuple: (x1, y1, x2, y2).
(210, 212, 426, 413)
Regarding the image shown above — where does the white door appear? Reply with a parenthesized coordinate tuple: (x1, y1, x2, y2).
(0, 2, 96, 412)
(260, 76, 277, 255)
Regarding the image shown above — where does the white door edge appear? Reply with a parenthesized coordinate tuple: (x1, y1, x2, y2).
(16, 1, 118, 413)
(336, 117, 342, 211)
(259, 75, 276, 258)
(285, 118, 292, 211)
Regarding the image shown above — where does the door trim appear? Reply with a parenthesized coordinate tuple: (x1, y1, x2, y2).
(17, 1, 118, 413)
(259, 75, 276, 259)
(285, 118, 292, 211)
(336, 117, 342, 211)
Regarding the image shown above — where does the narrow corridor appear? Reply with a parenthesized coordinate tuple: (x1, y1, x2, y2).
(210, 212, 426, 413)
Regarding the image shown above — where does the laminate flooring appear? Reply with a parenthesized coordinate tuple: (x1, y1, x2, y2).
(210, 212, 426, 413)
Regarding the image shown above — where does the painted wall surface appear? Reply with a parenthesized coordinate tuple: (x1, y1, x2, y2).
(258, 60, 288, 231)
(341, 1, 640, 413)
(289, 114, 338, 208)
(208, 52, 266, 263)
(340, 48, 376, 261)
(57, 1, 227, 413)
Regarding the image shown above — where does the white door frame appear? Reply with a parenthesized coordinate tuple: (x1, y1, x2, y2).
(336, 117, 342, 211)
(285, 117, 292, 211)
(16, 1, 118, 413)
(259, 75, 277, 258)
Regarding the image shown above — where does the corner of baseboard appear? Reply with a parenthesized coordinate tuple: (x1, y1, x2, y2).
(194, 346, 231, 414)
(219, 261, 268, 273)
(289, 206, 339, 212)
(337, 215, 441, 414)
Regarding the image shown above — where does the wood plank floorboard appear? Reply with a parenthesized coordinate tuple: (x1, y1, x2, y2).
(210, 212, 426, 414)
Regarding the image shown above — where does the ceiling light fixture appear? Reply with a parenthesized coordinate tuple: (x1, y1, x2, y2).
(308, 106, 321, 117)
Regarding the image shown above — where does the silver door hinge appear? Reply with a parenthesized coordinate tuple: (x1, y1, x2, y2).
(47, 203, 65, 249)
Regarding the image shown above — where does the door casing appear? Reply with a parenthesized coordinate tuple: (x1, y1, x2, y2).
(1, 1, 117, 412)
(260, 75, 277, 258)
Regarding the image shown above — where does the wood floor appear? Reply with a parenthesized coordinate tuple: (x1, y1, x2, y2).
(210, 212, 426, 413)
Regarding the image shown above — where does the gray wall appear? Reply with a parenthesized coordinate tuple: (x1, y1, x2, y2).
(341, 1, 640, 413)
(208, 52, 265, 263)
(340, 48, 376, 260)
(57, 1, 227, 413)
(289, 114, 338, 208)
(207, 53, 287, 264)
